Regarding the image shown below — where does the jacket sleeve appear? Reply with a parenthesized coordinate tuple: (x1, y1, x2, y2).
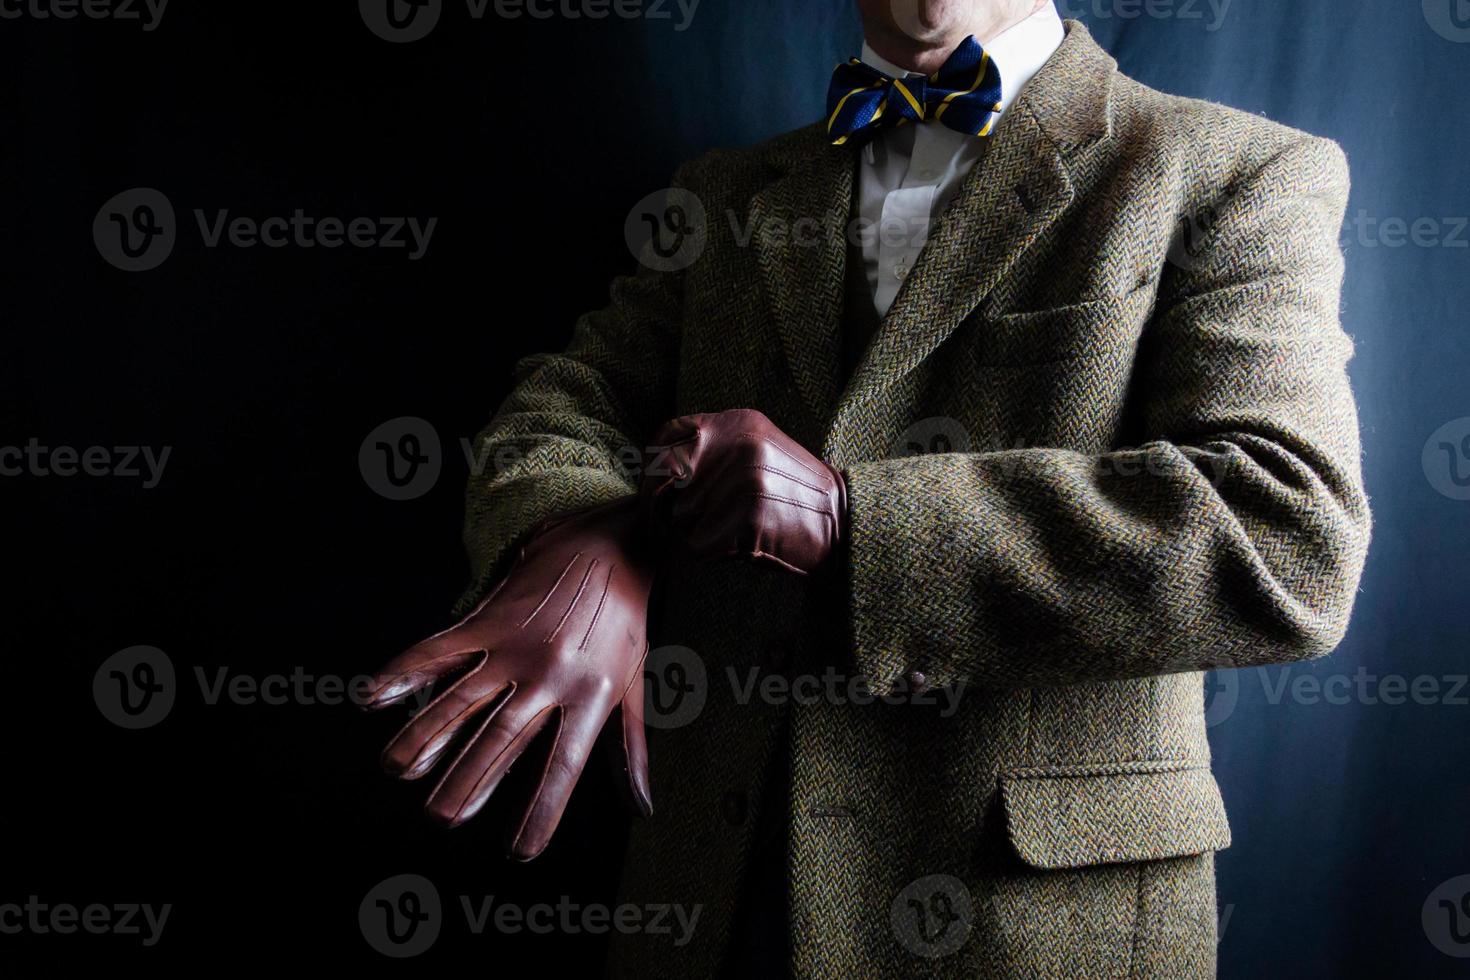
(843, 136, 1372, 694)
(453, 196, 686, 614)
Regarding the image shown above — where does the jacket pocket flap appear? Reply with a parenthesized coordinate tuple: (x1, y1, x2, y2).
(1000, 764, 1231, 870)
(971, 279, 1156, 366)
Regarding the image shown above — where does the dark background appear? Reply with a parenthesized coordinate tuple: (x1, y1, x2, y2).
(5, 0, 1469, 973)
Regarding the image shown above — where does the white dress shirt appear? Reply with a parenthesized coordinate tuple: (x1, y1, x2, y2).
(857, 1, 1065, 316)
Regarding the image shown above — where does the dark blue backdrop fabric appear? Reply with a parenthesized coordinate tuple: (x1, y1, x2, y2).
(639, 2, 1470, 975)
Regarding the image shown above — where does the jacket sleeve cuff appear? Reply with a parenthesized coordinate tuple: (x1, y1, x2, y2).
(454, 468, 635, 616)
(843, 458, 972, 698)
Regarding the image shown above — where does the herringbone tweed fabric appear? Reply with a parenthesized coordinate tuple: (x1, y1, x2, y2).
(455, 21, 1370, 979)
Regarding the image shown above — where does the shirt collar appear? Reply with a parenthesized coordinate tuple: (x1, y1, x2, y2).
(860, 0, 1064, 120)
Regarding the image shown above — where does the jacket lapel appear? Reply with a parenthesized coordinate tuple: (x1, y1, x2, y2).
(747, 127, 858, 430)
(825, 20, 1118, 449)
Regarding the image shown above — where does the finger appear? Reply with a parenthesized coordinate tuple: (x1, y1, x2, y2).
(359, 596, 504, 710)
(380, 653, 509, 780)
(641, 417, 701, 500)
(508, 704, 609, 861)
(649, 414, 700, 448)
(422, 695, 557, 829)
(616, 674, 653, 818)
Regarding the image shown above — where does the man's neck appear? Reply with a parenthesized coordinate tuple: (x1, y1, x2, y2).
(864, 1, 1046, 75)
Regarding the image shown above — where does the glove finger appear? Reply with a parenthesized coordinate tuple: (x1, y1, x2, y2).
(648, 414, 700, 450)
(616, 672, 653, 818)
(360, 601, 504, 710)
(641, 417, 702, 503)
(422, 694, 556, 830)
(380, 652, 510, 780)
(507, 704, 609, 861)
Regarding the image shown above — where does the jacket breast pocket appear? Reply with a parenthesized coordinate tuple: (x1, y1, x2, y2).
(971, 281, 1157, 367)
(999, 762, 1232, 869)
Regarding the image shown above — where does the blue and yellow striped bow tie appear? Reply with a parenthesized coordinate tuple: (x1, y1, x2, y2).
(826, 36, 1004, 147)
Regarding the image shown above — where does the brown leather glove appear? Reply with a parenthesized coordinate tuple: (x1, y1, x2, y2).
(361, 497, 653, 861)
(641, 408, 848, 576)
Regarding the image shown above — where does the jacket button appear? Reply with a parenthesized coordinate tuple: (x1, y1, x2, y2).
(721, 790, 748, 827)
(905, 670, 928, 693)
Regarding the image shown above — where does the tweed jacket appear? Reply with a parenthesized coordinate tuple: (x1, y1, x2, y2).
(456, 20, 1370, 979)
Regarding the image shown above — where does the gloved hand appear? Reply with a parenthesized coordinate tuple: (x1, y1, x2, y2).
(361, 497, 654, 861)
(641, 408, 848, 576)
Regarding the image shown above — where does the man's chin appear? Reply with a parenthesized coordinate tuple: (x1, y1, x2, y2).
(886, 0, 1030, 47)
(887, 0, 965, 42)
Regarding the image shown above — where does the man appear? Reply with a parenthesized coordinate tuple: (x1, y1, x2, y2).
(363, 1, 1371, 975)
